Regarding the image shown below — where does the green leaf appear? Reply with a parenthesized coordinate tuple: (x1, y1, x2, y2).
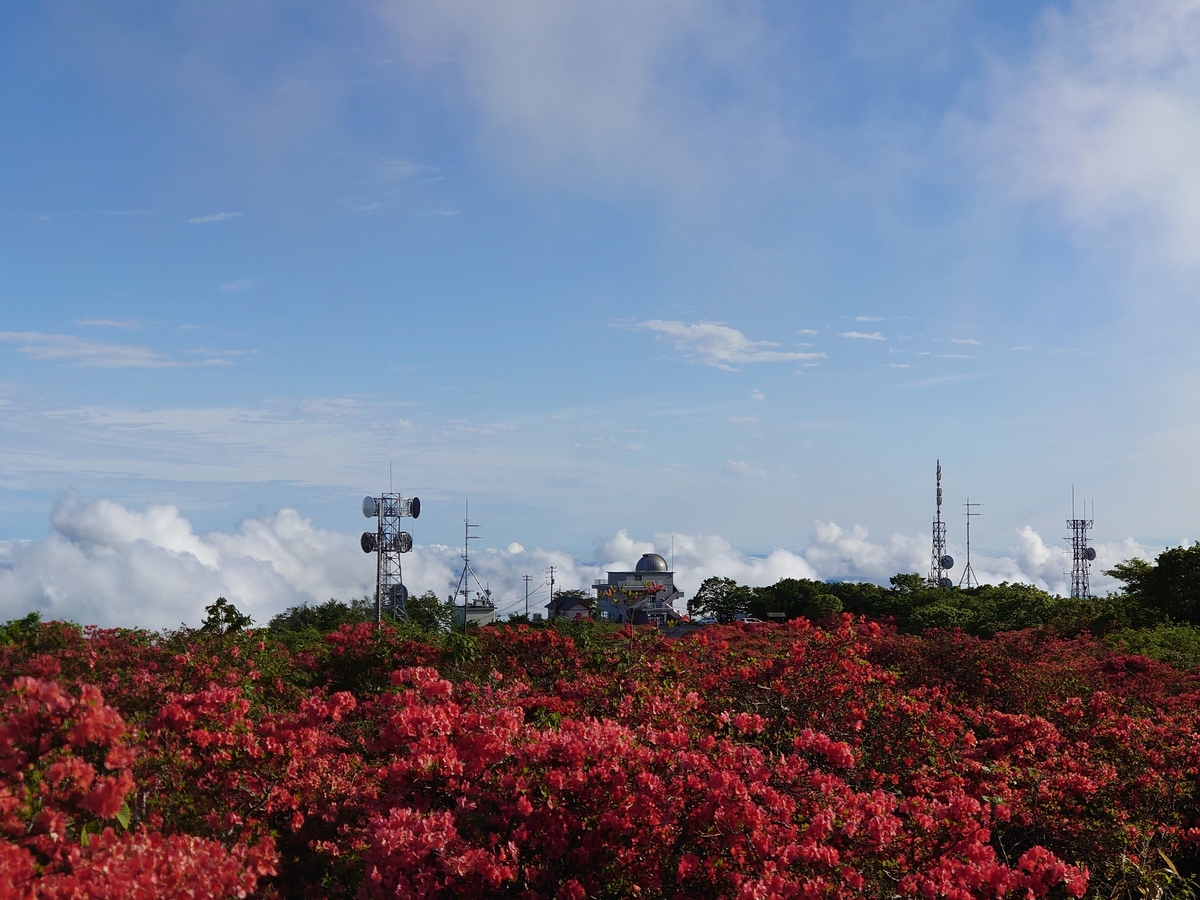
(116, 801, 131, 829)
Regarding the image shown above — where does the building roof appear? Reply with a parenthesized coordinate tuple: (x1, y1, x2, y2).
(635, 553, 669, 573)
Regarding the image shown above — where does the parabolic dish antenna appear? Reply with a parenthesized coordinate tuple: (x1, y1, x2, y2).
(362, 496, 378, 518)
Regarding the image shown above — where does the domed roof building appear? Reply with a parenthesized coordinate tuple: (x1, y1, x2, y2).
(590, 553, 683, 626)
(635, 553, 669, 573)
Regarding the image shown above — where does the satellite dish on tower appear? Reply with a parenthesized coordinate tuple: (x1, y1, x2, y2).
(395, 531, 413, 553)
(360, 532, 378, 553)
(938, 578, 953, 589)
(1085, 547, 1096, 561)
(410, 497, 421, 519)
(362, 496, 378, 518)
(940, 554, 954, 569)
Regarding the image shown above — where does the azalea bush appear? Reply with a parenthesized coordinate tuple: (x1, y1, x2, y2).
(2, 613, 1200, 897)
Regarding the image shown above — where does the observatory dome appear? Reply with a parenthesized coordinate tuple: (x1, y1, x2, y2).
(635, 553, 669, 572)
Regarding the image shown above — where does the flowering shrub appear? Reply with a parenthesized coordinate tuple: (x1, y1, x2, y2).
(3, 615, 1200, 896)
(0, 676, 275, 900)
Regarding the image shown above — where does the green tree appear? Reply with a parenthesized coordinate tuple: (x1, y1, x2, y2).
(403, 590, 455, 633)
(690, 576, 751, 623)
(268, 597, 373, 633)
(802, 593, 843, 620)
(199, 597, 252, 635)
(1108, 545, 1200, 625)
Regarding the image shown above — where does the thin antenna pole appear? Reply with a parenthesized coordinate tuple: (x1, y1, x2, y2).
(451, 500, 489, 631)
(548, 566, 556, 614)
(523, 574, 532, 619)
(670, 535, 674, 572)
(958, 496, 981, 589)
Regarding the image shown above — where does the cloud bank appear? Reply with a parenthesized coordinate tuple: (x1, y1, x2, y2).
(0, 497, 1160, 630)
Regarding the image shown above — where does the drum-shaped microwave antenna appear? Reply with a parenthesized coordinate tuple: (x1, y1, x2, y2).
(362, 496, 378, 518)
(387, 583, 409, 609)
(940, 554, 954, 569)
(395, 531, 413, 553)
(938, 577, 954, 589)
(361, 532, 378, 553)
(409, 497, 421, 519)
(1085, 547, 1097, 561)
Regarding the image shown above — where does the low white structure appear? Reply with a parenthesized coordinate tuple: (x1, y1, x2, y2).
(454, 597, 495, 627)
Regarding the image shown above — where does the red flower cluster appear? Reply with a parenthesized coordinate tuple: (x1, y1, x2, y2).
(0, 676, 275, 900)
(3, 615, 1200, 897)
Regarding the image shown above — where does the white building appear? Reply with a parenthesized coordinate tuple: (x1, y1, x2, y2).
(593, 553, 684, 626)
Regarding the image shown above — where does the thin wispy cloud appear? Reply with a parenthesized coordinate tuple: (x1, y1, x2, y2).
(188, 212, 243, 224)
(630, 320, 826, 371)
(75, 318, 141, 329)
(377, 157, 423, 180)
(950, 338, 981, 345)
(796, 329, 820, 336)
(0, 332, 229, 369)
(725, 460, 766, 476)
(837, 331, 886, 341)
(854, 315, 883, 322)
(221, 279, 255, 292)
(975, 0, 1200, 264)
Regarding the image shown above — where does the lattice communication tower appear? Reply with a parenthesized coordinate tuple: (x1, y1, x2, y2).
(1065, 490, 1096, 600)
(361, 492, 421, 624)
(930, 459, 955, 588)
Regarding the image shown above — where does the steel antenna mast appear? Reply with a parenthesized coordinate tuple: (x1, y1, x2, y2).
(1065, 488, 1096, 600)
(958, 497, 982, 589)
(930, 460, 954, 588)
(451, 501, 492, 632)
(360, 488, 420, 625)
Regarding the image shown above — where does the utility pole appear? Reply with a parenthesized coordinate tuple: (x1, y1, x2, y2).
(523, 574, 532, 618)
(547, 566, 556, 616)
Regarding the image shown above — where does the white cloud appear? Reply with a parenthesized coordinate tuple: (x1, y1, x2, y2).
(950, 338, 981, 345)
(378, 157, 423, 180)
(796, 329, 820, 336)
(74, 318, 141, 330)
(725, 460, 765, 476)
(837, 331, 886, 341)
(630, 320, 825, 371)
(0, 495, 371, 629)
(381, 1, 780, 195)
(854, 315, 884, 322)
(0, 499, 1162, 628)
(974, 0, 1200, 262)
(188, 212, 243, 224)
(221, 279, 255, 292)
(0, 332, 228, 369)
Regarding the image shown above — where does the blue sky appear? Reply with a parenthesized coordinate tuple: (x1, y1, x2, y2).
(4, 0, 1200, 624)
